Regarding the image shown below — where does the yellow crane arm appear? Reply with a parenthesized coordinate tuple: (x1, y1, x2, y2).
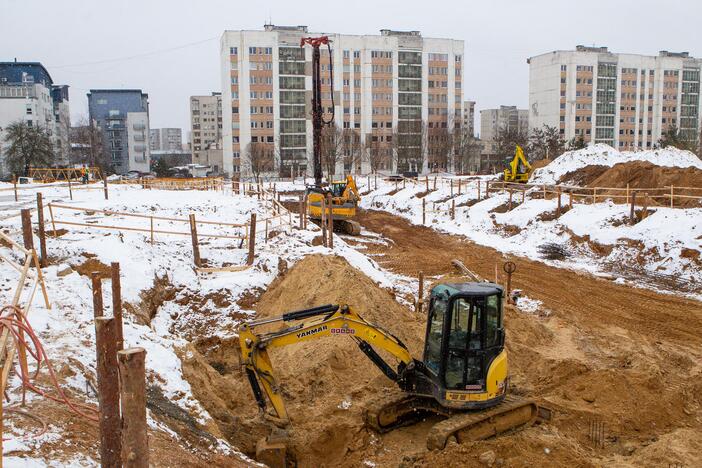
(238, 304, 413, 424)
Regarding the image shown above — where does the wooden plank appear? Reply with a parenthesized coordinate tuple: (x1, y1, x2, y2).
(196, 265, 251, 273)
(94, 317, 122, 467)
(118, 348, 149, 467)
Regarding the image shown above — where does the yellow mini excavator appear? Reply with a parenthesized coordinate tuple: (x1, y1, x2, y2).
(306, 175, 362, 235)
(239, 282, 549, 465)
(502, 145, 532, 183)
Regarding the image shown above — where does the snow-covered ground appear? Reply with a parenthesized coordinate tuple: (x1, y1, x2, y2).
(530, 144, 702, 185)
(0, 182, 420, 464)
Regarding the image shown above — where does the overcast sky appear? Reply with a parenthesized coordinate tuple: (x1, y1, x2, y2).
(2, 0, 700, 137)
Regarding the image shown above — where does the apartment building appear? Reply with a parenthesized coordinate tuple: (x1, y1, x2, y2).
(479, 105, 529, 155)
(528, 46, 702, 150)
(462, 100, 475, 137)
(189, 92, 224, 171)
(220, 25, 464, 177)
(0, 61, 70, 178)
(149, 128, 183, 151)
(87, 89, 150, 174)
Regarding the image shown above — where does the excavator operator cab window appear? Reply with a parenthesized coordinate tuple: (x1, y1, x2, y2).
(424, 294, 447, 375)
(330, 182, 346, 198)
(444, 294, 503, 391)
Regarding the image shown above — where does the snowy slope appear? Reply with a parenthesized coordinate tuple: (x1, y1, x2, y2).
(530, 144, 702, 185)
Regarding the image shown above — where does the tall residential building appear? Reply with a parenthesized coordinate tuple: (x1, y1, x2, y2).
(149, 128, 183, 151)
(189, 93, 224, 170)
(462, 100, 475, 137)
(528, 46, 702, 150)
(87, 89, 150, 174)
(0, 62, 70, 177)
(479, 105, 529, 155)
(220, 25, 464, 177)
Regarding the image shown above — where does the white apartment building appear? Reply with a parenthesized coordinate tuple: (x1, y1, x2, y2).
(189, 93, 223, 169)
(149, 128, 182, 151)
(528, 46, 702, 150)
(479, 106, 528, 155)
(220, 25, 464, 177)
(462, 100, 475, 137)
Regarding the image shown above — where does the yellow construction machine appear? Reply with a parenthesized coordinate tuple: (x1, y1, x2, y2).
(306, 175, 362, 235)
(239, 282, 548, 465)
(502, 145, 532, 182)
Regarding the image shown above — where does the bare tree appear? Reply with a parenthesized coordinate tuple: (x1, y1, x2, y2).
(244, 142, 274, 179)
(70, 116, 106, 170)
(341, 129, 363, 174)
(427, 125, 452, 173)
(453, 126, 482, 174)
(364, 134, 389, 173)
(392, 119, 424, 173)
(528, 125, 565, 161)
(2, 120, 55, 176)
(320, 124, 344, 177)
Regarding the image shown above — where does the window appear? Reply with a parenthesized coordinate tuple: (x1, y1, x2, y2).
(425, 295, 447, 374)
(230, 47, 238, 55)
(97, 98, 107, 105)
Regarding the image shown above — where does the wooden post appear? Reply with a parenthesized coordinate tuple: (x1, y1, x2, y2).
(21, 209, 34, 252)
(670, 185, 674, 208)
(395, 180, 398, 192)
(508, 189, 513, 211)
(626, 183, 630, 204)
(103, 177, 109, 200)
(593, 187, 598, 204)
(118, 348, 149, 468)
(477, 180, 481, 201)
(542, 184, 546, 199)
(402, 178, 406, 189)
(94, 316, 122, 468)
(522, 188, 526, 203)
(416, 271, 424, 314)
(422, 198, 426, 225)
(299, 195, 304, 229)
(111, 263, 124, 351)
(374, 174, 377, 190)
(189, 214, 201, 268)
(451, 199, 456, 220)
(629, 191, 637, 225)
(425, 176, 429, 191)
(485, 180, 490, 198)
(641, 193, 649, 220)
(92, 271, 104, 318)
(150, 217, 154, 245)
(48, 202, 57, 237)
(265, 219, 269, 243)
(320, 196, 327, 247)
(247, 213, 256, 265)
(458, 179, 462, 195)
(327, 193, 334, 249)
(36, 194, 47, 267)
(12, 174, 18, 202)
(569, 191, 573, 209)
(433, 176, 437, 191)
(68, 177, 73, 200)
(556, 187, 562, 217)
(450, 181, 454, 197)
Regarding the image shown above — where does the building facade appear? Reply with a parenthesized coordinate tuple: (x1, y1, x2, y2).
(479, 105, 529, 155)
(87, 89, 150, 174)
(189, 93, 224, 170)
(0, 62, 70, 178)
(149, 128, 182, 152)
(462, 100, 475, 137)
(528, 46, 702, 150)
(220, 25, 464, 177)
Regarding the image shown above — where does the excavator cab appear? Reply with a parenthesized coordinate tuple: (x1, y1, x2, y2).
(419, 283, 508, 409)
(502, 145, 532, 183)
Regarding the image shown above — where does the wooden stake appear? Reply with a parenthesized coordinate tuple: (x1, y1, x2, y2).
(670, 185, 674, 208)
(247, 213, 256, 265)
(508, 189, 513, 211)
(111, 263, 124, 351)
(477, 180, 481, 200)
(150, 217, 154, 245)
(402, 178, 406, 189)
(629, 191, 637, 225)
(118, 347, 148, 467)
(327, 193, 334, 249)
(626, 183, 630, 204)
(521, 188, 526, 203)
(94, 316, 122, 468)
(569, 191, 573, 209)
(556, 187, 562, 217)
(36, 194, 47, 267)
(48, 203, 57, 237)
(416, 271, 424, 314)
(321, 197, 327, 247)
(425, 176, 429, 191)
(450, 181, 453, 197)
(641, 193, 649, 220)
(12, 174, 18, 202)
(265, 219, 269, 242)
(433, 176, 437, 190)
(457, 179, 461, 195)
(593, 187, 598, 204)
(189, 214, 201, 268)
(422, 198, 426, 225)
(299, 195, 304, 229)
(485, 180, 490, 198)
(542, 184, 546, 199)
(20, 209, 34, 252)
(92, 272, 104, 318)
(103, 177, 109, 200)
(451, 199, 456, 220)
(68, 177, 73, 200)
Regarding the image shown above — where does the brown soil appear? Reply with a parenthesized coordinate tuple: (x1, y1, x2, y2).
(557, 164, 610, 186)
(587, 161, 702, 207)
(346, 208, 702, 467)
(72, 257, 112, 279)
(45, 229, 68, 237)
(123, 274, 177, 325)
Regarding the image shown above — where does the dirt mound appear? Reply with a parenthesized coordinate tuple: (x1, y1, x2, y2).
(557, 164, 610, 186)
(587, 161, 702, 207)
(72, 257, 111, 278)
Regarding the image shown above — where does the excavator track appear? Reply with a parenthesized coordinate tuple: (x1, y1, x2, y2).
(426, 396, 539, 450)
(364, 389, 435, 433)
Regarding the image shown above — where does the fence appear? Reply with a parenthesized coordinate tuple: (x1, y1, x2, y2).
(28, 167, 103, 183)
(139, 177, 224, 191)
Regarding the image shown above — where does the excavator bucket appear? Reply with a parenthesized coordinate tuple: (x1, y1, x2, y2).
(255, 430, 289, 468)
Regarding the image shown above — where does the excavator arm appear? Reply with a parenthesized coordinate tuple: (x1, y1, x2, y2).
(238, 304, 414, 424)
(503, 145, 532, 182)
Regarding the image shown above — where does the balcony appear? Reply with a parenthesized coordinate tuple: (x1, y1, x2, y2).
(132, 123, 146, 131)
